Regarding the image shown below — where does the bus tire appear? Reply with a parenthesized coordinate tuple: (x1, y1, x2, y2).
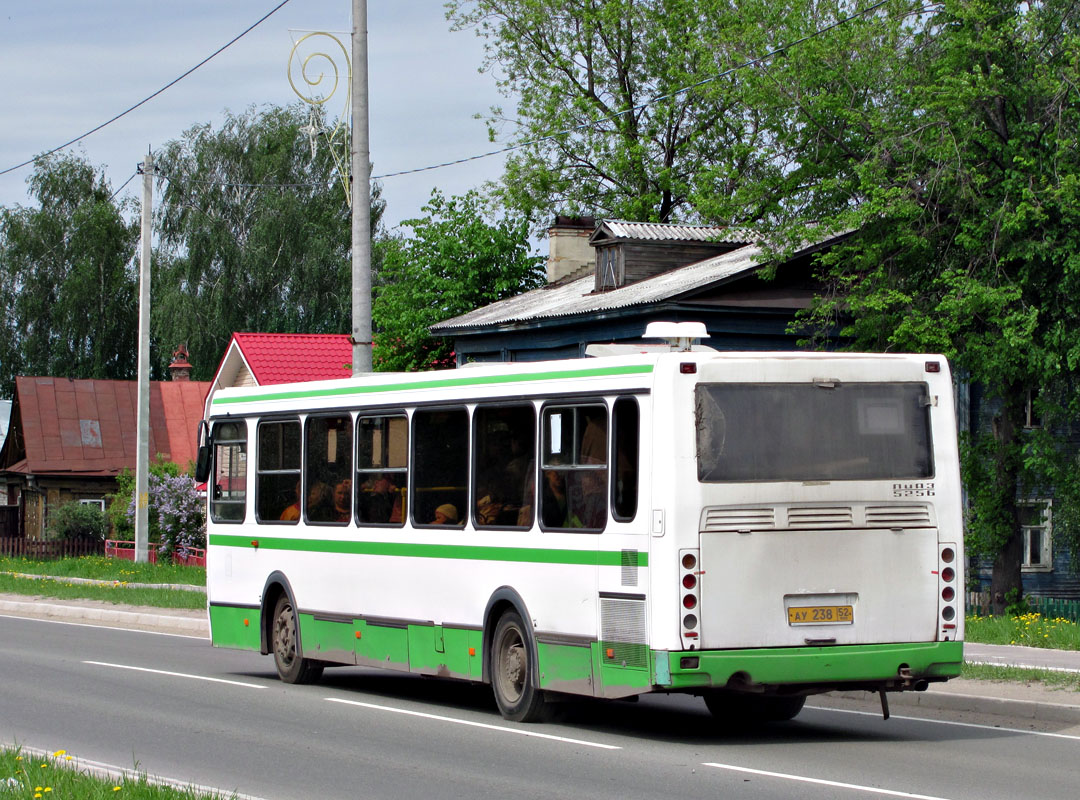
(491, 610, 548, 722)
(271, 594, 324, 685)
(704, 691, 805, 722)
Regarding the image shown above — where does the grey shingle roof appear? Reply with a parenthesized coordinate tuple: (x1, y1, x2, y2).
(432, 243, 763, 332)
(594, 220, 758, 244)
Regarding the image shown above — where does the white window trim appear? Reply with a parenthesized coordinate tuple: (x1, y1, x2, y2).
(1020, 498, 1052, 573)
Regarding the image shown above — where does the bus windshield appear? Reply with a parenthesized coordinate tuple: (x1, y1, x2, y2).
(696, 382, 934, 482)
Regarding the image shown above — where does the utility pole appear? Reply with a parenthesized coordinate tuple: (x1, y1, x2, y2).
(135, 152, 153, 563)
(351, 0, 373, 374)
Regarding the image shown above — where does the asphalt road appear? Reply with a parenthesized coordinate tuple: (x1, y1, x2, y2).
(2, 615, 1078, 800)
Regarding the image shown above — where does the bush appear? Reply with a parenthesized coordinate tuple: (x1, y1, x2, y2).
(107, 460, 205, 559)
(46, 502, 108, 542)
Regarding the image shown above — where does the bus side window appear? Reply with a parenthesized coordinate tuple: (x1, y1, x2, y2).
(612, 397, 639, 521)
(473, 405, 535, 529)
(211, 420, 247, 523)
(541, 405, 607, 531)
(305, 415, 353, 525)
(413, 408, 468, 528)
(356, 414, 407, 526)
(257, 419, 302, 523)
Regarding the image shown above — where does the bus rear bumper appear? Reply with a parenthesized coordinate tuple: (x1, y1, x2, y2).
(661, 640, 963, 692)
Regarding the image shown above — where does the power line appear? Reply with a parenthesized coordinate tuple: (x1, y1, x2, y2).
(0, 0, 296, 178)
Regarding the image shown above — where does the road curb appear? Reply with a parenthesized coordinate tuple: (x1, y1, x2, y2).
(0, 598, 208, 636)
(831, 688, 1080, 724)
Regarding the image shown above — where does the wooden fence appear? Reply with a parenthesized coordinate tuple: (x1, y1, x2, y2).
(966, 591, 1080, 623)
(104, 540, 206, 567)
(0, 537, 104, 559)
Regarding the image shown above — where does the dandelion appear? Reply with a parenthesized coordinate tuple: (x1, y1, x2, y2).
(51, 751, 65, 757)
(113, 787, 122, 792)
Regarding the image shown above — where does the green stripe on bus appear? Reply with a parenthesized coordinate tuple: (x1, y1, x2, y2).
(208, 533, 648, 567)
(210, 363, 654, 405)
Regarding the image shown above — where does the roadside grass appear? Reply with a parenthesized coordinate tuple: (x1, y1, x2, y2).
(1, 746, 237, 799)
(964, 612, 1080, 650)
(0, 556, 205, 587)
(0, 573, 205, 610)
(960, 662, 1080, 692)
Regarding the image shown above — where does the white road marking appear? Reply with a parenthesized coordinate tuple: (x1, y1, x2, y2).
(966, 659, 1080, 675)
(0, 613, 207, 639)
(703, 762, 956, 800)
(327, 697, 621, 749)
(82, 660, 265, 689)
(808, 705, 1080, 741)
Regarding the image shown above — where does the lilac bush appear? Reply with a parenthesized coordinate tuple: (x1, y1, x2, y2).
(125, 471, 206, 560)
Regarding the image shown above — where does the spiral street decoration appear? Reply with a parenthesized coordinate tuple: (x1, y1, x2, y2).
(287, 31, 352, 205)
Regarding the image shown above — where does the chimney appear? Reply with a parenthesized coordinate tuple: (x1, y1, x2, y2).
(546, 215, 596, 283)
(168, 344, 192, 382)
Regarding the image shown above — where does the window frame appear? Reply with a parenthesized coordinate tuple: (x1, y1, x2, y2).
(1020, 499, 1053, 573)
(210, 419, 247, 524)
(611, 396, 640, 523)
(303, 412, 354, 527)
(411, 406, 469, 529)
(539, 402, 609, 533)
(255, 417, 302, 525)
(355, 412, 409, 528)
(472, 403, 537, 531)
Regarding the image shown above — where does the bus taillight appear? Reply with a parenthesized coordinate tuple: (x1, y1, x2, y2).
(938, 543, 960, 640)
(679, 548, 701, 646)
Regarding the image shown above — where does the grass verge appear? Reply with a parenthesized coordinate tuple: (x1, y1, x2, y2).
(1, 746, 236, 799)
(0, 573, 205, 610)
(0, 556, 204, 587)
(965, 612, 1080, 650)
(960, 662, 1080, 692)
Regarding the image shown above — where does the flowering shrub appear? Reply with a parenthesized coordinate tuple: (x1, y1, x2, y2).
(45, 502, 108, 542)
(116, 464, 206, 560)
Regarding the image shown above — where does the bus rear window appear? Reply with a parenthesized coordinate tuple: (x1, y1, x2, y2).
(696, 383, 933, 482)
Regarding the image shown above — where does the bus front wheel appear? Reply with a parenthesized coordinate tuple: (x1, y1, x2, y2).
(271, 594, 324, 685)
(491, 611, 548, 722)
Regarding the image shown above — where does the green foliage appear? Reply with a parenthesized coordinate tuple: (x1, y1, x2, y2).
(372, 189, 544, 371)
(448, 0, 778, 224)
(152, 103, 384, 380)
(2, 745, 233, 797)
(750, 0, 1080, 604)
(0, 573, 206, 609)
(44, 502, 108, 542)
(0, 555, 205, 586)
(0, 152, 138, 397)
(965, 612, 1080, 651)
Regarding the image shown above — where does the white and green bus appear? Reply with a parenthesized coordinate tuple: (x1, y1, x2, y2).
(199, 324, 964, 722)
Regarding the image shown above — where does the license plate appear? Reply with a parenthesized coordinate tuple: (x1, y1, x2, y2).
(788, 605, 853, 625)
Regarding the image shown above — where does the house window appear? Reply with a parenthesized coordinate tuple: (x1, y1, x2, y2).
(78, 498, 106, 512)
(1024, 389, 1042, 429)
(1019, 500, 1052, 572)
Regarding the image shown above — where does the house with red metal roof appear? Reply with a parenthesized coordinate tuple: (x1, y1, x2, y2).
(0, 363, 210, 539)
(204, 332, 353, 415)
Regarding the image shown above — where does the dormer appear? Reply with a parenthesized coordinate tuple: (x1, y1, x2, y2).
(589, 220, 756, 291)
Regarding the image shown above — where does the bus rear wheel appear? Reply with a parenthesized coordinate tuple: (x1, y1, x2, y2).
(271, 594, 324, 685)
(491, 611, 548, 722)
(704, 690, 805, 722)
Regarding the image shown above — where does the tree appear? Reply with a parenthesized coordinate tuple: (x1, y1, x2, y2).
(447, 0, 780, 224)
(152, 104, 384, 380)
(0, 153, 138, 397)
(757, 1, 1080, 611)
(372, 189, 544, 371)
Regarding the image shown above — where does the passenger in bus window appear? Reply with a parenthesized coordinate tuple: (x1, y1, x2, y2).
(432, 503, 459, 525)
(306, 481, 332, 522)
(542, 467, 576, 527)
(359, 474, 398, 523)
(279, 480, 301, 521)
(332, 479, 352, 523)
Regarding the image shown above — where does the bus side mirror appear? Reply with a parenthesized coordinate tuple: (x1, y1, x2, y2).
(194, 421, 212, 483)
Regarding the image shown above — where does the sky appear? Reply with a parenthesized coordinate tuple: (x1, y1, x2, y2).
(0, 0, 509, 231)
